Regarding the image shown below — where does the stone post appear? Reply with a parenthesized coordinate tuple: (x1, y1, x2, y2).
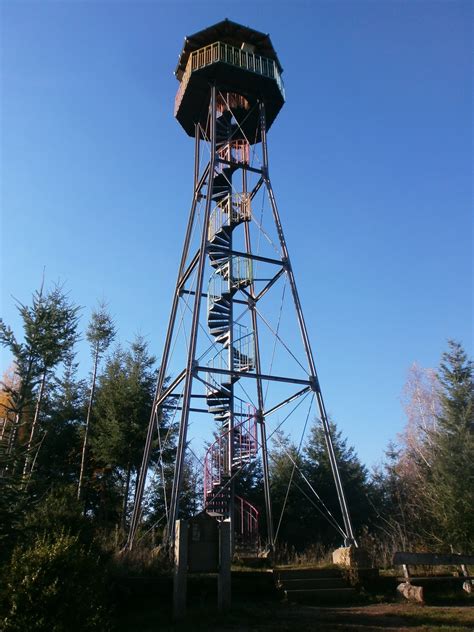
(218, 518, 231, 610)
(173, 519, 188, 618)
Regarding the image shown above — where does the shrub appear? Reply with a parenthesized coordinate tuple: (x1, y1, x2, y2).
(22, 485, 93, 542)
(3, 531, 111, 632)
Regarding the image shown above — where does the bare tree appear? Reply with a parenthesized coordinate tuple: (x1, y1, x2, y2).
(400, 362, 440, 469)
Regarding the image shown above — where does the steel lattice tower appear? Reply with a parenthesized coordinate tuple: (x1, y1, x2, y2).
(127, 19, 356, 551)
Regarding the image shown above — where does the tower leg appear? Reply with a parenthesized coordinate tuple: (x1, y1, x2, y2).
(168, 86, 218, 546)
(242, 168, 274, 550)
(259, 101, 357, 546)
(126, 126, 204, 550)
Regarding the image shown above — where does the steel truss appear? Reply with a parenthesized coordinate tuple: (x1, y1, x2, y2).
(126, 85, 356, 552)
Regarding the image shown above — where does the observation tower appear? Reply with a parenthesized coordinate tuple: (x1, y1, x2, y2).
(128, 19, 356, 554)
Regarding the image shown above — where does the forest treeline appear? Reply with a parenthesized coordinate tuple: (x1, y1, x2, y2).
(0, 283, 473, 630)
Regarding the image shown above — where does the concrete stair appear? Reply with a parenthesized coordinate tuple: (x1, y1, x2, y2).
(274, 567, 358, 604)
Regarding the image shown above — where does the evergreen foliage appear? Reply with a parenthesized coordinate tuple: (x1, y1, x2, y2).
(303, 419, 374, 546)
(426, 341, 474, 550)
(270, 430, 310, 548)
(2, 532, 111, 632)
(372, 341, 473, 554)
(0, 283, 80, 479)
(86, 303, 117, 356)
(33, 353, 86, 491)
(78, 303, 116, 502)
(1, 281, 472, 621)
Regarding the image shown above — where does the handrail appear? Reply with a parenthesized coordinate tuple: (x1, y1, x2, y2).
(208, 193, 251, 242)
(208, 255, 253, 311)
(175, 40, 285, 116)
(203, 407, 258, 500)
(206, 328, 255, 386)
(235, 495, 259, 537)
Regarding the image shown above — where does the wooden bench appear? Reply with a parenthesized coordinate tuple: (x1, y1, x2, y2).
(393, 551, 474, 602)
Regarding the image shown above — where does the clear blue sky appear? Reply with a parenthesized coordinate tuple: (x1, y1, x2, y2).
(1, 0, 472, 469)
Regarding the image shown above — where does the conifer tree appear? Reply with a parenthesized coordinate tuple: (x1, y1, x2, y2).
(34, 351, 86, 492)
(303, 419, 373, 547)
(89, 336, 157, 529)
(77, 303, 116, 500)
(427, 340, 474, 550)
(269, 430, 311, 549)
(0, 283, 80, 480)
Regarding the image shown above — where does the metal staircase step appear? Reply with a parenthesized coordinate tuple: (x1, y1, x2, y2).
(208, 315, 230, 324)
(208, 301, 231, 312)
(208, 330, 229, 338)
(213, 333, 230, 345)
(209, 259, 229, 269)
(208, 320, 230, 329)
(208, 322, 230, 331)
(207, 318, 230, 327)
(206, 385, 231, 395)
(208, 232, 231, 246)
(209, 330, 229, 339)
(208, 407, 230, 416)
(210, 317, 230, 328)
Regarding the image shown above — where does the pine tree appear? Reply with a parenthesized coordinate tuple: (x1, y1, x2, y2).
(426, 340, 474, 550)
(0, 283, 80, 481)
(88, 336, 157, 530)
(303, 419, 374, 547)
(33, 352, 86, 492)
(269, 430, 312, 549)
(77, 303, 116, 500)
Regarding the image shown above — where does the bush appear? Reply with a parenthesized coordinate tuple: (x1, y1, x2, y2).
(2, 531, 111, 632)
(23, 485, 93, 542)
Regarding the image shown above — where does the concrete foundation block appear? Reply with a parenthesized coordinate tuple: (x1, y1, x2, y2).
(332, 546, 370, 568)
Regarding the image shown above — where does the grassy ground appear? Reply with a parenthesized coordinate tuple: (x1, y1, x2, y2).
(117, 600, 474, 631)
(114, 570, 473, 632)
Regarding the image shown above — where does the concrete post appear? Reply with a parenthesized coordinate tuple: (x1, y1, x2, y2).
(173, 519, 188, 618)
(218, 519, 231, 610)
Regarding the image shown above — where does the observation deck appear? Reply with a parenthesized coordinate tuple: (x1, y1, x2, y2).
(174, 20, 285, 139)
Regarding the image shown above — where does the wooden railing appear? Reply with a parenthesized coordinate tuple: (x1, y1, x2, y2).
(175, 41, 285, 116)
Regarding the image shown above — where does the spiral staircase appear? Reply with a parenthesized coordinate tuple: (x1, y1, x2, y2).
(203, 111, 260, 543)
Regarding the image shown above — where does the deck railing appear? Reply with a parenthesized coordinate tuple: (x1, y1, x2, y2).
(216, 140, 249, 171)
(175, 41, 285, 116)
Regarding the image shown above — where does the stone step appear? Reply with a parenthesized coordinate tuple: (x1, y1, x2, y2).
(275, 567, 343, 580)
(278, 577, 347, 590)
(283, 586, 357, 603)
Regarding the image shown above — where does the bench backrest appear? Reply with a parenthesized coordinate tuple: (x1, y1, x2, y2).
(393, 552, 474, 566)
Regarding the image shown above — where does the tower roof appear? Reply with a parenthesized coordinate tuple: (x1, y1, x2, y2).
(175, 19, 283, 81)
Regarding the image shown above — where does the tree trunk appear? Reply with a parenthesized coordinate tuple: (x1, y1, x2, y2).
(77, 346, 100, 500)
(122, 462, 132, 533)
(23, 369, 47, 480)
